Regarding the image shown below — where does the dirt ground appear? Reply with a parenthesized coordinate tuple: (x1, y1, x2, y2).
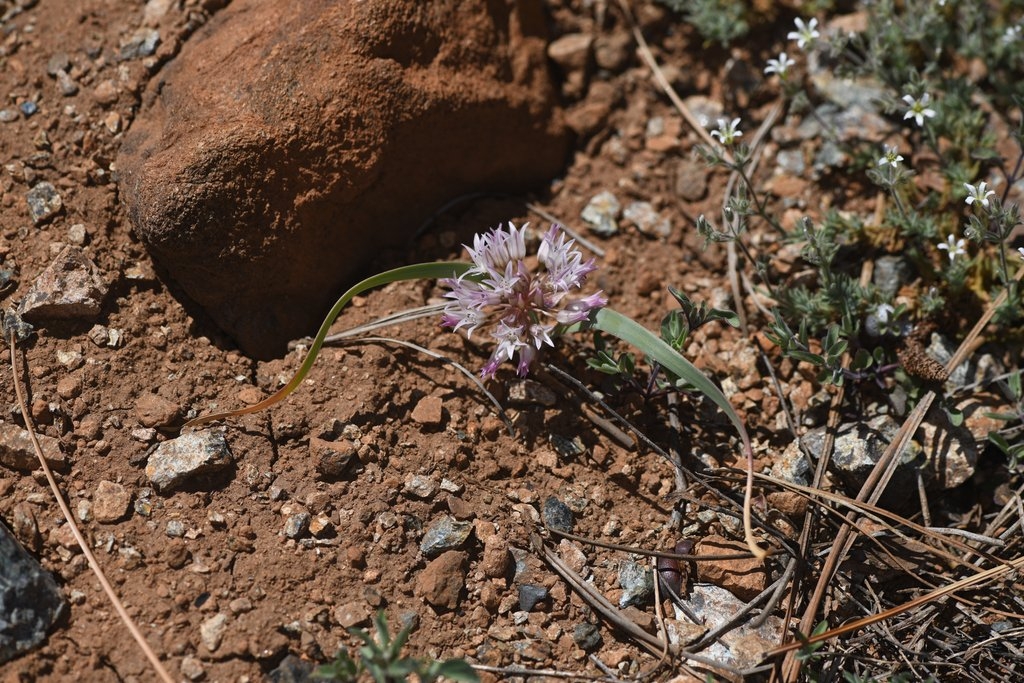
(0, 1, 1021, 682)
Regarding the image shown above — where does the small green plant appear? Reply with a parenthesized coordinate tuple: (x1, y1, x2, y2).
(659, 0, 750, 47)
(314, 612, 477, 683)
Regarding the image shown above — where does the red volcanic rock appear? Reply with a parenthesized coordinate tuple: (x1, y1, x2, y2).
(118, 0, 567, 358)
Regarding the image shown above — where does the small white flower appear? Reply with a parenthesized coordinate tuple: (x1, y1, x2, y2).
(787, 17, 820, 50)
(964, 181, 995, 209)
(878, 145, 904, 168)
(1003, 25, 1021, 45)
(764, 52, 796, 78)
(902, 93, 937, 127)
(710, 117, 743, 146)
(936, 234, 967, 263)
(1018, 246, 1024, 259)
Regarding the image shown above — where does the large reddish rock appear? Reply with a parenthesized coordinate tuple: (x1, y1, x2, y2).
(118, 0, 567, 358)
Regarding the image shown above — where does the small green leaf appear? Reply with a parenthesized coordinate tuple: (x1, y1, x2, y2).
(434, 659, 479, 682)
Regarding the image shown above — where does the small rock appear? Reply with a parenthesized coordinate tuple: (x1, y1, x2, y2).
(802, 414, 920, 503)
(19, 101, 37, 118)
(518, 583, 549, 611)
(145, 430, 233, 492)
(135, 392, 182, 429)
(284, 512, 311, 539)
(480, 535, 511, 578)
(228, 597, 252, 615)
(0, 423, 66, 471)
(618, 559, 653, 608)
(506, 379, 557, 407)
(0, 523, 65, 664)
(55, 70, 79, 97)
(308, 513, 334, 538)
(403, 473, 438, 499)
(131, 427, 157, 443)
(310, 437, 356, 479)
(25, 182, 63, 224)
(120, 28, 161, 60)
(333, 601, 370, 629)
(593, 32, 632, 72)
(199, 613, 228, 652)
(92, 80, 119, 106)
(179, 655, 205, 681)
(415, 551, 467, 610)
(19, 246, 107, 323)
(557, 539, 588, 575)
(10, 503, 40, 552)
(410, 396, 444, 426)
(695, 535, 766, 601)
(623, 201, 671, 238)
(541, 496, 574, 534)
(675, 584, 783, 669)
(547, 33, 593, 72)
(165, 520, 186, 538)
(919, 411, 977, 489)
(46, 53, 70, 76)
(92, 480, 130, 524)
(0, 109, 17, 123)
(267, 654, 313, 682)
(164, 539, 190, 569)
(581, 190, 621, 236)
(573, 622, 602, 652)
(420, 514, 473, 557)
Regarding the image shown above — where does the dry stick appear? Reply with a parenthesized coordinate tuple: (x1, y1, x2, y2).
(766, 553, 1024, 657)
(8, 331, 175, 683)
(780, 266, 1024, 680)
(619, 0, 725, 157)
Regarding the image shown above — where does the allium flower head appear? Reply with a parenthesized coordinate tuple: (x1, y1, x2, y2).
(902, 93, 936, 127)
(964, 181, 995, 209)
(787, 17, 820, 50)
(441, 223, 607, 379)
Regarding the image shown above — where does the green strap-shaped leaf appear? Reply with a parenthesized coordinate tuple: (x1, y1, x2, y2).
(594, 307, 747, 439)
(184, 261, 473, 429)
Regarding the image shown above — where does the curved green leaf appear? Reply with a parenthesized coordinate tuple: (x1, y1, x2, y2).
(184, 261, 473, 428)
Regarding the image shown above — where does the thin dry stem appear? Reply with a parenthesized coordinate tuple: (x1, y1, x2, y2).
(8, 331, 175, 683)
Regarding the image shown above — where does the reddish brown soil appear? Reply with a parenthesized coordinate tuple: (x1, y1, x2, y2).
(0, 1, 1014, 682)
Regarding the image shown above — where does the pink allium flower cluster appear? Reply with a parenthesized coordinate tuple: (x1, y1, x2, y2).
(441, 223, 607, 379)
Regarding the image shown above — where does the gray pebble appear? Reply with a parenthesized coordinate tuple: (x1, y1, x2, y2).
(403, 473, 438, 499)
(46, 53, 70, 76)
(581, 190, 620, 236)
(120, 28, 160, 60)
(26, 182, 62, 224)
(55, 70, 79, 97)
(145, 430, 233, 492)
(19, 102, 37, 117)
(573, 622, 602, 651)
(541, 496, 574, 534)
(617, 559, 653, 608)
(165, 520, 186, 538)
(623, 201, 671, 237)
(419, 514, 473, 557)
(518, 583, 549, 612)
(284, 512, 311, 539)
(0, 109, 17, 123)
(0, 523, 64, 664)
